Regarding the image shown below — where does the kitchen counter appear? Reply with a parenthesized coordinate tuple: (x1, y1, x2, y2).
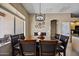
(72, 34, 79, 37)
(0, 41, 11, 56)
(0, 41, 11, 47)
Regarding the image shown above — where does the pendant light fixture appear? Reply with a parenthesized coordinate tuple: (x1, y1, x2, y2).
(35, 3, 45, 21)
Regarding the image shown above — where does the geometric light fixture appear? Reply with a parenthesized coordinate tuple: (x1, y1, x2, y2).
(35, 14, 45, 21)
(35, 3, 45, 21)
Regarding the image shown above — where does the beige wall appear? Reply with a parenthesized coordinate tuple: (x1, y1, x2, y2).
(30, 13, 71, 40)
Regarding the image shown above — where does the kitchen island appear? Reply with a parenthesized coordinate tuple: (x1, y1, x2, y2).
(0, 41, 11, 56)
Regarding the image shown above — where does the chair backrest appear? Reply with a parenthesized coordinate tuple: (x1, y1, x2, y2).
(19, 33, 25, 40)
(39, 40, 58, 56)
(10, 35, 21, 56)
(10, 35, 19, 46)
(60, 35, 69, 49)
(55, 34, 60, 39)
(20, 40, 36, 55)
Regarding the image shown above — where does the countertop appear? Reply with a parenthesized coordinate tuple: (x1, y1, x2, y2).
(0, 41, 11, 47)
(72, 34, 79, 37)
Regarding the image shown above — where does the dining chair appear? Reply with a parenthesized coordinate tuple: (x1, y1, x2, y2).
(10, 35, 21, 56)
(37, 33, 45, 40)
(20, 40, 36, 56)
(57, 35, 69, 56)
(19, 33, 25, 40)
(55, 34, 60, 39)
(39, 40, 58, 56)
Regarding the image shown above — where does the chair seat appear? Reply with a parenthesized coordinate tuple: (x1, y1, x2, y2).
(14, 46, 20, 50)
(14, 43, 20, 50)
(57, 46, 64, 52)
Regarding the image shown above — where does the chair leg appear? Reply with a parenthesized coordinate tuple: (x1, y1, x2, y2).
(64, 51, 66, 56)
(19, 49, 24, 56)
(58, 52, 61, 56)
(59, 52, 63, 56)
(12, 51, 14, 56)
(18, 50, 22, 55)
(12, 49, 15, 56)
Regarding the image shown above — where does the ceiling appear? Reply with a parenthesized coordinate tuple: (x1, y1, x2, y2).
(22, 3, 79, 14)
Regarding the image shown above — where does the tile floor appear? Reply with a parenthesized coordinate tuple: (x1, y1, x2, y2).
(66, 40, 79, 56)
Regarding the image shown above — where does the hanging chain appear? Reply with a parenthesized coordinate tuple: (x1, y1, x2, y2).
(40, 3, 41, 15)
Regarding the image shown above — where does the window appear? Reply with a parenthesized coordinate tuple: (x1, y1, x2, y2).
(0, 8, 25, 38)
(0, 8, 14, 38)
(15, 16, 24, 34)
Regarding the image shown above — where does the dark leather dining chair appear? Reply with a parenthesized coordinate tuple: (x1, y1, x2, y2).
(10, 35, 21, 56)
(19, 33, 25, 40)
(39, 40, 58, 56)
(20, 40, 36, 56)
(57, 35, 69, 56)
(55, 34, 60, 39)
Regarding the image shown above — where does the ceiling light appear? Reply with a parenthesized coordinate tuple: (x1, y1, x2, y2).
(35, 3, 45, 21)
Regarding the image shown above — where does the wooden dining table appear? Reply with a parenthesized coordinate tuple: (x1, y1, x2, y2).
(24, 37, 62, 44)
(19, 37, 62, 56)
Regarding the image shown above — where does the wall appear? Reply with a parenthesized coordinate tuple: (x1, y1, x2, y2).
(30, 13, 71, 40)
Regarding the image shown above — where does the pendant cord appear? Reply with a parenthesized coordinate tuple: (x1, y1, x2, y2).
(39, 3, 41, 15)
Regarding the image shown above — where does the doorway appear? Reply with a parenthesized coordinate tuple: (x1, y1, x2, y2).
(51, 20, 57, 39)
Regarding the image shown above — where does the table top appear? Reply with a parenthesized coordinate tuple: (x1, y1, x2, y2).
(22, 37, 62, 44)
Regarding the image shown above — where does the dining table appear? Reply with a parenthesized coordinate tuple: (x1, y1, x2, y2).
(25, 37, 62, 43)
(13, 36, 62, 56)
(21, 37, 62, 56)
